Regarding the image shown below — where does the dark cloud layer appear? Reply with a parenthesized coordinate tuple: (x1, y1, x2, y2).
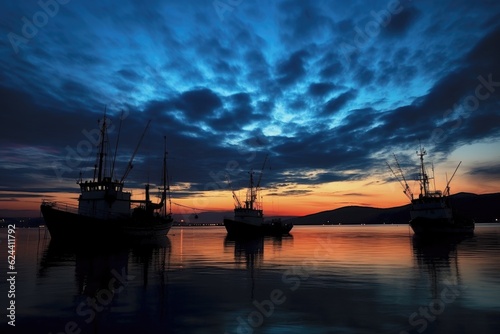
(276, 50, 310, 86)
(382, 5, 420, 36)
(323, 90, 357, 115)
(308, 82, 338, 97)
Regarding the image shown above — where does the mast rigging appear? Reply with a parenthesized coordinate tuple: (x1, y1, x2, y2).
(120, 119, 151, 183)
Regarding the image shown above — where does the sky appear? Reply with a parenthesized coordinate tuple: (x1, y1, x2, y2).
(1, 0, 500, 218)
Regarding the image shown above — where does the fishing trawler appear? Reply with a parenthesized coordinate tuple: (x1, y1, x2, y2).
(223, 156, 293, 237)
(388, 147, 474, 236)
(41, 115, 173, 241)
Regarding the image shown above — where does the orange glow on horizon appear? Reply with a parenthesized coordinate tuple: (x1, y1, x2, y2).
(2, 171, 500, 218)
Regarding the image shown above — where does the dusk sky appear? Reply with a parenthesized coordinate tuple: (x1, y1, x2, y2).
(1, 0, 500, 217)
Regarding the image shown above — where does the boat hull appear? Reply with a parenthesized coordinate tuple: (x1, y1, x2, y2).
(409, 216, 474, 236)
(41, 203, 172, 241)
(223, 218, 293, 237)
(41, 204, 123, 241)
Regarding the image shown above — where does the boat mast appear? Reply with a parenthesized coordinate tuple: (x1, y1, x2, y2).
(162, 135, 168, 217)
(96, 113, 108, 183)
(111, 111, 124, 181)
(417, 146, 429, 197)
(255, 154, 268, 210)
(247, 171, 255, 210)
(243, 155, 269, 210)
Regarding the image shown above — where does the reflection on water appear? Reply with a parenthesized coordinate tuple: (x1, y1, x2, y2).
(223, 235, 294, 299)
(30, 236, 172, 334)
(224, 235, 265, 270)
(1, 225, 499, 334)
(223, 234, 294, 268)
(402, 235, 471, 334)
(411, 235, 468, 297)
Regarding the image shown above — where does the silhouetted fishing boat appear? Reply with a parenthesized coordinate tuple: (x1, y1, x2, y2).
(388, 146, 474, 236)
(223, 155, 293, 237)
(41, 114, 172, 241)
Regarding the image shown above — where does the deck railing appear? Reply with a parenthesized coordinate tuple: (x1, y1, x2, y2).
(41, 200, 130, 219)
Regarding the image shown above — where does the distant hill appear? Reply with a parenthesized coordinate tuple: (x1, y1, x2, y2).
(447, 192, 500, 223)
(286, 192, 500, 225)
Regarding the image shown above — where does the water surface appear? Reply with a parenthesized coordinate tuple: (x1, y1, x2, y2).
(1, 224, 499, 333)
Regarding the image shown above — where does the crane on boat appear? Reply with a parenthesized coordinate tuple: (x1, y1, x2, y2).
(227, 174, 243, 209)
(443, 161, 462, 196)
(386, 153, 413, 202)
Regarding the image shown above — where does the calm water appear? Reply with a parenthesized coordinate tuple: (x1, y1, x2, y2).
(1, 224, 499, 334)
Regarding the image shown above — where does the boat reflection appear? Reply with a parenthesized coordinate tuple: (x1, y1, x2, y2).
(223, 234, 293, 299)
(224, 235, 264, 269)
(411, 235, 471, 299)
(223, 234, 294, 269)
(38, 239, 130, 282)
(37, 236, 171, 333)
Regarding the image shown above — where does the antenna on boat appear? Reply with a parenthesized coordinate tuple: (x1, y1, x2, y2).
(162, 135, 172, 217)
(96, 107, 108, 182)
(431, 162, 436, 192)
(111, 110, 124, 181)
(416, 144, 432, 197)
(250, 154, 269, 211)
(120, 119, 151, 182)
(256, 153, 268, 189)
